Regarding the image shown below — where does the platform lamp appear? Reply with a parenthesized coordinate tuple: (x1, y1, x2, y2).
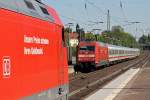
(65, 23, 74, 47)
(65, 23, 74, 65)
(129, 21, 141, 41)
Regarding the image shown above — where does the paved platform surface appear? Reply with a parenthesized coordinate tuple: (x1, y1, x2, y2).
(114, 60, 150, 100)
(85, 68, 140, 100)
(85, 58, 150, 100)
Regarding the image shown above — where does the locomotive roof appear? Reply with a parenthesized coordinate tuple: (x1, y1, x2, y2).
(108, 44, 139, 51)
(0, 0, 62, 26)
(79, 41, 139, 51)
(46, 6, 63, 26)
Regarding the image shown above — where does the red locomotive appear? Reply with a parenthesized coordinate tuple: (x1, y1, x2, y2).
(0, 0, 68, 100)
(76, 41, 140, 72)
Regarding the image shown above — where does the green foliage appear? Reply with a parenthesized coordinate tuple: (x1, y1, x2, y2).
(84, 26, 139, 48)
(139, 34, 150, 44)
(84, 33, 96, 41)
(76, 24, 80, 33)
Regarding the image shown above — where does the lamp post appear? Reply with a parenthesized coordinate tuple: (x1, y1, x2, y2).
(65, 23, 74, 65)
(65, 23, 74, 46)
(129, 21, 141, 41)
(91, 29, 102, 41)
(88, 20, 104, 35)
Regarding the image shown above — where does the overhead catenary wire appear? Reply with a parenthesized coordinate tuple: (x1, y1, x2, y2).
(83, 0, 101, 30)
(43, 0, 91, 27)
(59, 14, 99, 30)
(86, 0, 107, 15)
(84, 0, 127, 26)
(44, 0, 121, 24)
(120, 0, 128, 22)
(43, 0, 130, 30)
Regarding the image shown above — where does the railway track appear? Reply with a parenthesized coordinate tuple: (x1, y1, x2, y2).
(69, 51, 149, 100)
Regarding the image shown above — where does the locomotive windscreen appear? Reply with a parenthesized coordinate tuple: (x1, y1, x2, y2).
(80, 46, 95, 51)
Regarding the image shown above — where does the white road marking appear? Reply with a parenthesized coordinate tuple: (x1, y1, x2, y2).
(121, 92, 139, 96)
(85, 68, 140, 100)
(104, 69, 140, 100)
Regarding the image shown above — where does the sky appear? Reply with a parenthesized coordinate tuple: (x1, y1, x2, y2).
(43, 0, 150, 39)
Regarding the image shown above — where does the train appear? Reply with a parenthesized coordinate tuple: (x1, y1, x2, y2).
(0, 0, 68, 100)
(76, 41, 140, 72)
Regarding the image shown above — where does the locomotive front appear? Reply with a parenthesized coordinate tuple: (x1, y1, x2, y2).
(77, 42, 96, 71)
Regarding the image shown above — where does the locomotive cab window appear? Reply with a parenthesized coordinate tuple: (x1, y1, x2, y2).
(24, 0, 36, 10)
(39, 5, 54, 22)
(80, 46, 95, 51)
(40, 6, 49, 15)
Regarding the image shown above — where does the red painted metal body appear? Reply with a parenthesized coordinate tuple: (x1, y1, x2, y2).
(78, 41, 108, 66)
(0, 5, 68, 100)
(78, 42, 95, 62)
(95, 42, 108, 65)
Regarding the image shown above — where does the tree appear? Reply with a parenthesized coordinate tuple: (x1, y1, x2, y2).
(64, 27, 72, 33)
(76, 24, 85, 41)
(139, 34, 149, 44)
(76, 24, 80, 33)
(84, 32, 96, 41)
(101, 26, 138, 47)
(84, 25, 139, 48)
(148, 34, 150, 42)
(112, 25, 124, 32)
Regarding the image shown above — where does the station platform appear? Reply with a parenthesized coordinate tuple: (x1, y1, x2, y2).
(85, 60, 150, 100)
